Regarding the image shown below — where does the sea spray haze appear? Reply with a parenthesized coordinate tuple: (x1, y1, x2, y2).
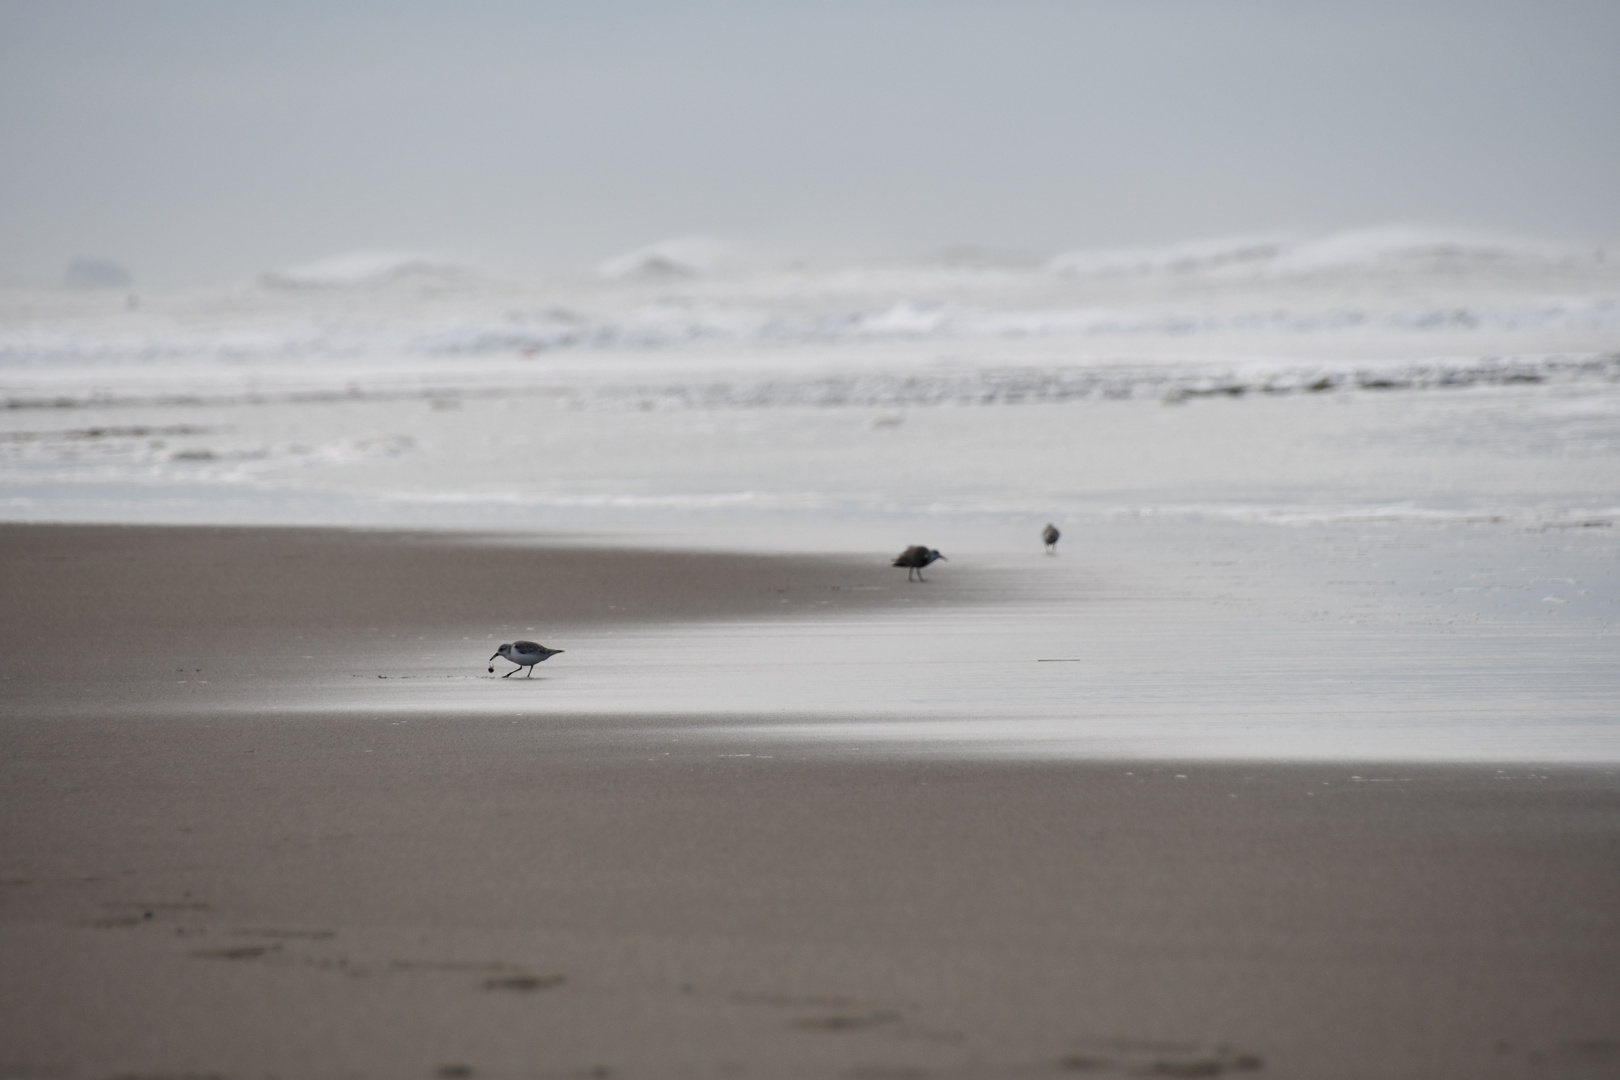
(2, 3, 1618, 283)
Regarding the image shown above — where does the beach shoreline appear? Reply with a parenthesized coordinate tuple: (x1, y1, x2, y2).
(2, 523, 1617, 1078)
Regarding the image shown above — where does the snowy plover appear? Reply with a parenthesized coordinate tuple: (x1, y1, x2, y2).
(892, 545, 947, 582)
(1042, 523, 1061, 553)
(488, 641, 564, 677)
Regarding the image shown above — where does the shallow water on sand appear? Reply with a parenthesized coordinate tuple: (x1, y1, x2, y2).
(229, 518, 1619, 763)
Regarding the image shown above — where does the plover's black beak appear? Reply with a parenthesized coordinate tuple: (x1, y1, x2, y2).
(488, 652, 501, 662)
(938, 554, 948, 560)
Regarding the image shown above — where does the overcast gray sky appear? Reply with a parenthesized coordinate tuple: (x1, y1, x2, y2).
(2, 1, 1616, 284)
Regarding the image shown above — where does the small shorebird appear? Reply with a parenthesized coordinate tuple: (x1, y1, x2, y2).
(1042, 523, 1061, 554)
(488, 641, 564, 677)
(892, 545, 946, 582)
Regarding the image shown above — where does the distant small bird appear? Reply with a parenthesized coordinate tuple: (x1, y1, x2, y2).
(488, 640, 564, 678)
(1042, 523, 1061, 554)
(892, 545, 947, 582)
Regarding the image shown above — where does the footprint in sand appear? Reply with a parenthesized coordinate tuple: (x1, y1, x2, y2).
(483, 974, 566, 992)
(1059, 1039, 1262, 1076)
(191, 944, 280, 960)
(793, 1011, 901, 1032)
(232, 927, 336, 940)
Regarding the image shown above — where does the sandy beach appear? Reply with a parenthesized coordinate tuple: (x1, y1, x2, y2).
(3, 524, 1617, 1080)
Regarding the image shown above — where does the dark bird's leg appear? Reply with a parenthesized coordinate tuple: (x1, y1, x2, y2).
(502, 666, 517, 678)
(525, 665, 534, 678)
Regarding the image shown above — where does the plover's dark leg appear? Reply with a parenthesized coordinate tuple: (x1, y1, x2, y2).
(502, 666, 517, 677)
(525, 665, 533, 677)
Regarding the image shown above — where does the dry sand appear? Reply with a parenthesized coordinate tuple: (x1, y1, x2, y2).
(2, 524, 1618, 1079)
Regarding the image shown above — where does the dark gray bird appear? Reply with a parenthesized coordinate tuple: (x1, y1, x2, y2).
(892, 545, 947, 582)
(1042, 523, 1061, 554)
(488, 640, 564, 677)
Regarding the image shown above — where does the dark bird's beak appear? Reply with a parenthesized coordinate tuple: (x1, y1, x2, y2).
(938, 554, 949, 560)
(488, 652, 501, 662)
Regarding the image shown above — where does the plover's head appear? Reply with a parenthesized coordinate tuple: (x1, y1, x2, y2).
(490, 643, 514, 661)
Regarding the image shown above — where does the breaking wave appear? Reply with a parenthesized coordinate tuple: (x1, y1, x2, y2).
(3, 296, 1617, 369)
(1046, 226, 1606, 278)
(4, 352, 1615, 414)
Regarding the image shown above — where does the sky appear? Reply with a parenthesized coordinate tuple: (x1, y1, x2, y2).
(1, 0, 1617, 285)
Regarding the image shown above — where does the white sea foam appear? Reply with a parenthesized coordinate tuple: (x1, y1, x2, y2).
(3, 226, 1617, 538)
(1046, 226, 1603, 279)
(4, 229, 1616, 379)
(260, 250, 467, 288)
(3, 292, 1614, 367)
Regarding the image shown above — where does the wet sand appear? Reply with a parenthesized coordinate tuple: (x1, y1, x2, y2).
(0, 523, 970, 719)
(2, 524, 1618, 1079)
